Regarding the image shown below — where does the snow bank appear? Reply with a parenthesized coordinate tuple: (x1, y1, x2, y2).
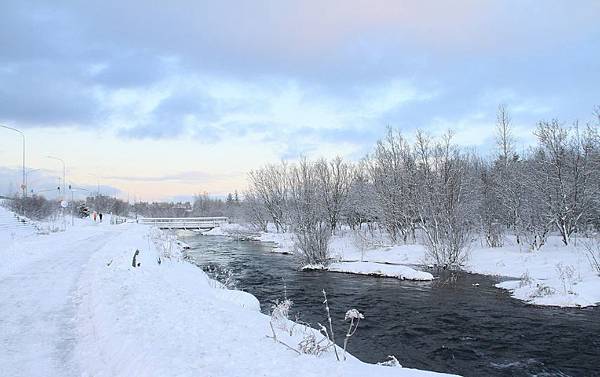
(257, 231, 296, 254)
(74, 224, 454, 376)
(203, 222, 250, 236)
(330, 230, 600, 308)
(327, 261, 434, 281)
(495, 278, 600, 308)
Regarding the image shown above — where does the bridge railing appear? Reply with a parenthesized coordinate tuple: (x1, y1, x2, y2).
(137, 217, 228, 229)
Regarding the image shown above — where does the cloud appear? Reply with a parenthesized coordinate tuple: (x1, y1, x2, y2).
(1, 0, 599, 200)
(105, 74, 436, 151)
(104, 170, 238, 183)
(0, 167, 121, 199)
(0, 62, 101, 127)
(0, 1, 597, 139)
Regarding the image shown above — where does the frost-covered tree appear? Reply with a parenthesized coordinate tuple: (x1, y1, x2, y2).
(342, 163, 380, 231)
(413, 131, 476, 267)
(474, 158, 504, 247)
(366, 127, 418, 243)
(314, 156, 353, 233)
(5, 194, 58, 220)
(530, 121, 599, 245)
(287, 159, 331, 265)
(248, 162, 290, 232)
(241, 190, 269, 231)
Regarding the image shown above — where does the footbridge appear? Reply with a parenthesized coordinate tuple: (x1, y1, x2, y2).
(137, 217, 228, 230)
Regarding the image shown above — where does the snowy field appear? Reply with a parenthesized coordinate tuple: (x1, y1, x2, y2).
(207, 223, 600, 308)
(0, 206, 454, 377)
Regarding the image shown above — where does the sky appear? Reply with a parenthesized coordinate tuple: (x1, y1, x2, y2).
(1, 0, 599, 201)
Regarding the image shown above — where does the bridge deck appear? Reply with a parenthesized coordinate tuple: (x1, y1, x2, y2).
(137, 217, 228, 230)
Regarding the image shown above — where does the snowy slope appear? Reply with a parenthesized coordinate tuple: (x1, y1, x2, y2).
(0, 212, 455, 377)
(0, 203, 39, 245)
(75, 224, 455, 376)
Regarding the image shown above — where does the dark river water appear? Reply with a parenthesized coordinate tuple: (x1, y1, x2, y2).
(184, 234, 600, 377)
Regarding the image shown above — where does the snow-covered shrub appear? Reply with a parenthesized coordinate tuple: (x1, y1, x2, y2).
(266, 289, 368, 361)
(293, 222, 332, 266)
(377, 355, 402, 368)
(531, 284, 556, 298)
(519, 271, 533, 288)
(4, 195, 58, 220)
(148, 229, 182, 262)
(204, 264, 237, 289)
(555, 263, 577, 295)
(584, 237, 600, 275)
(297, 330, 332, 356)
(270, 298, 293, 331)
(288, 159, 332, 265)
(267, 297, 333, 357)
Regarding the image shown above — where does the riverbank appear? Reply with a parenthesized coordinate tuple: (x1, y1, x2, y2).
(330, 234, 600, 308)
(206, 223, 600, 308)
(0, 206, 454, 376)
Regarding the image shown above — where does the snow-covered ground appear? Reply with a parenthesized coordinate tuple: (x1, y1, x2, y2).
(0, 208, 454, 376)
(330, 232, 600, 308)
(207, 222, 600, 308)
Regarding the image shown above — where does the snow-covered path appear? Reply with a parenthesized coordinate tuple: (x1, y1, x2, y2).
(1, 217, 454, 377)
(0, 225, 125, 377)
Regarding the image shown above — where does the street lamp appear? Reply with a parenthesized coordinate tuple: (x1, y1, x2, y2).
(0, 124, 26, 197)
(46, 156, 66, 200)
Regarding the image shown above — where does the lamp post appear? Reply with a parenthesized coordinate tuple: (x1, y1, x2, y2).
(0, 124, 26, 197)
(47, 156, 66, 200)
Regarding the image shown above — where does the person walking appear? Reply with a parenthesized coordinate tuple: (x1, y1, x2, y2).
(92, 211, 97, 222)
(99, 213, 103, 222)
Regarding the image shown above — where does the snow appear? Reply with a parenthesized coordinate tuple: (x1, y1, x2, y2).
(0, 217, 130, 376)
(206, 223, 296, 254)
(0, 208, 454, 377)
(327, 261, 434, 281)
(330, 231, 600, 308)
(0, 205, 39, 244)
(203, 222, 250, 236)
(257, 231, 296, 254)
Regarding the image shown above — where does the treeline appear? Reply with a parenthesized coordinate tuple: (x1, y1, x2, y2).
(5, 192, 242, 221)
(4, 195, 59, 220)
(242, 106, 600, 267)
(132, 192, 241, 218)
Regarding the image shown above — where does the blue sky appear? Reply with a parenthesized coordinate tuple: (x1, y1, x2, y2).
(1, 0, 599, 200)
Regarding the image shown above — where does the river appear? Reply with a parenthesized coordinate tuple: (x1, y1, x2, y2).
(185, 234, 600, 377)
